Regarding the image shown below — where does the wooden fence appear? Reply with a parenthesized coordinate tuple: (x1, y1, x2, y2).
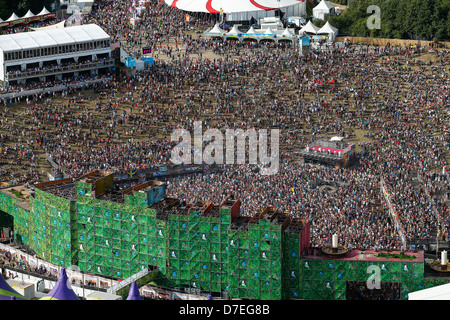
(335, 36, 450, 50)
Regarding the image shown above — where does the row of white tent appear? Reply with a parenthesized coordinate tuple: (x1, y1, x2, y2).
(299, 21, 338, 41)
(207, 24, 295, 38)
(0, 7, 51, 23)
(207, 21, 338, 41)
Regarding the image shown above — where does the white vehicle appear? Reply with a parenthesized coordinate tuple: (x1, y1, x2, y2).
(287, 16, 306, 28)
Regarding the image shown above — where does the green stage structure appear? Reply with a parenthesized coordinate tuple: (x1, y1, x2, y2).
(0, 170, 449, 300)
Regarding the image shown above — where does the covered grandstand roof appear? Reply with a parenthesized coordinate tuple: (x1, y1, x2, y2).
(165, 0, 302, 14)
(0, 24, 110, 53)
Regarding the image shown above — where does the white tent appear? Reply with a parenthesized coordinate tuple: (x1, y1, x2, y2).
(409, 283, 450, 300)
(205, 23, 226, 36)
(6, 13, 19, 22)
(313, 0, 335, 20)
(264, 27, 275, 35)
(243, 26, 258, 39)
(226, 25, 241, 37)
(317, 21, 338, 40)
(165, 0, 305, 21)
(37, 7, 51, 16)
(281, 28, 293, 36)
(22, 10, 35, 19)
(299, 21, 319, 35)
(246, 26, 257, 34)
(166, 0, 300, 13)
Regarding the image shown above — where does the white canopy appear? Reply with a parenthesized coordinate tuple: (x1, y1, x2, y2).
(314, 0, 334, 11)
(37, 7, 51, 16)
(6, 13, 19, 22)
(165, 0, 301, 14)
(313, 0, 334, 20)
(0, 24, 109, 53)
(226, 25, 241, 35)
(22, 10, 35, 19)
(299, 21, 319, 35)
(317, 21, 338, 40)
(264, 27, 275, 35)
(281, 28, 293, 36)
(246, 26, 257, 34)
(206, 23, 225, 35)
(330, 136, 344, 141)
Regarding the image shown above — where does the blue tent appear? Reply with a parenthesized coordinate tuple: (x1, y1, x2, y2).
(141, 57, 154, 67)
(40, 268, 79, 300)
(126, 281, 142, 300)
(0, 274, 27, 300)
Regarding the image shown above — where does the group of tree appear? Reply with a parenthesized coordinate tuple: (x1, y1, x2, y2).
(320, 0, 450, 41)
(0, 0, 55, 21)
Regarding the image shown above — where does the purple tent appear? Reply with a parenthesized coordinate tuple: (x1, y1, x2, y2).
(207, 295, 213, 300)
(0, 274, 27, 300)
(40, 268, 79, 300)
(126, 281, 142, 300)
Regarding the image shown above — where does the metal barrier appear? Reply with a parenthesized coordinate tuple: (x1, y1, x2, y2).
(380, 178, 407, 250)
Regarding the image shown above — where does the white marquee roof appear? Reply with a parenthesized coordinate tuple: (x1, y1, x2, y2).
(282, 27, 293, 36)
(299, 20, 319, 34)
(317, 21, 338, 35)
(165, 0, 302, 14)
(246, 26, 257, 34)
(0, 24, 110, 53)
(38, 7, 51, 16)
(313, 0, 334, 11)
(22, 10, 35, 19)
(226, 25, 241, 35)
(207, 23, 226, 34)
(6, 13, 19, 22)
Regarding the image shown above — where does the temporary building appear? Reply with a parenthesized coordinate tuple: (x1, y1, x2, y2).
(165, 0, 306, 22)
(22, 10, 35, 19)
(6, 13, 20, 22)
(298, 20, 319, 35)
(126, 281, 142, 300)
(205, 23, 226, 37)
(316, 21, 338, 41)
(40, 268, 80, 300)
(225, 25, 241, 38)
(0, 274, 27, 300)
(312, 0, 335, 20)
(37, 7, 51, 16)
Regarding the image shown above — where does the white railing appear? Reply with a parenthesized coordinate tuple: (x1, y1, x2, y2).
(107, 268, 150, 295)
(6, 59, 114, 80)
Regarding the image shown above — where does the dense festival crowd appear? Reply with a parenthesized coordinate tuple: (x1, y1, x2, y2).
(0, 0, 448, 251)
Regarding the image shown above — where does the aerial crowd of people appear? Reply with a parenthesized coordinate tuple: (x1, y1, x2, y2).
(0, 0, 448, 252)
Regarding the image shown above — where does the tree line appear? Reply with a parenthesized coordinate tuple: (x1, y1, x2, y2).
(322, 0, 450, 41)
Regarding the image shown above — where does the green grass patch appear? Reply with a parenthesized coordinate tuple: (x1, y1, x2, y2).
(376, 252, 416, 260)
(10, 189, 24, 199)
